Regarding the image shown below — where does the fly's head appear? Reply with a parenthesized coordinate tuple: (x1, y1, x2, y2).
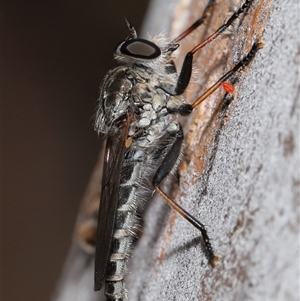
(114, 20, 179, 68)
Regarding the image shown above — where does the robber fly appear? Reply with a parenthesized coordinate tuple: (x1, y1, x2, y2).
(94, 0, 262, 299)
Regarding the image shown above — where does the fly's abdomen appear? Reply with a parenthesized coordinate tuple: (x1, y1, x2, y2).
(104, 158, 149, 300)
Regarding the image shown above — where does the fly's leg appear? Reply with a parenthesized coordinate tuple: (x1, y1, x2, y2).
(165, 0, 215, 75)
(162, 0, 255, 95)
(152, 122, 218, 266)
(190, 42, 263, 109)
(170, 0, 215, 44)
(168, 41, 263, 116)
(154, 41, 262, 266)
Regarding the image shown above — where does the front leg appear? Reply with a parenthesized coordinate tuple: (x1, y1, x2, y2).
(166, 42, 263, 117)
(152, 122, 218, 266)
(160, 0, 256, 96)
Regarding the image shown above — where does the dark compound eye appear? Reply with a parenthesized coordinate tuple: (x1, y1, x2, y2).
(117, 38, 161, 60)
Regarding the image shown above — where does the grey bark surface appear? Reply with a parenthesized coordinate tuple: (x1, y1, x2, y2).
(52, 1, 299, 301)
(128, 0, 300, 301)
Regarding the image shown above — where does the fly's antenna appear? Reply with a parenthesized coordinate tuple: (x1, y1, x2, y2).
(124, 17, 137, 39)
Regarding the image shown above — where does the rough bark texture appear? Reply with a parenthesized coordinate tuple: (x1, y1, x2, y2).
(53, 0, 299, 300)
(128, 0, 299, 300)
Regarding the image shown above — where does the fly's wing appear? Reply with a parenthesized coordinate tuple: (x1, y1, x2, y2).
(94, 120, 130, 291)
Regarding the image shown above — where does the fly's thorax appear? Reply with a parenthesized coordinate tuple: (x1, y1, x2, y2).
(127, 64, 182, 133)
(95, 59, 185, 141)
(94, 67, 135, 134)
(131, 63, 186, 118)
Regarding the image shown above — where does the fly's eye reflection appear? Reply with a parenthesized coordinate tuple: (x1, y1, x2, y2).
(93, 0, 262, 300)
(117, 39, 161, 60)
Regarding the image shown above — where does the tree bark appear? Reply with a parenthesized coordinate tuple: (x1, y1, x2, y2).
(129, 0, 299, 300)
(52, 0, 299, 300)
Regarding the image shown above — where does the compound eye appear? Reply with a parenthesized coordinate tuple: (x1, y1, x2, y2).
(117, 39, 161, 60)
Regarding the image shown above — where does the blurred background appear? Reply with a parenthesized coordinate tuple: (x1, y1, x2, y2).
(2, 1, 149, 300)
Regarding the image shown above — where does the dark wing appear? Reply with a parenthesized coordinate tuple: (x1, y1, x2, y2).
(94, 119, 130, 291)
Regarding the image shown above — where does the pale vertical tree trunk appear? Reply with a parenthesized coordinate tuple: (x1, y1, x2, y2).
(52, 1, 299, 300)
